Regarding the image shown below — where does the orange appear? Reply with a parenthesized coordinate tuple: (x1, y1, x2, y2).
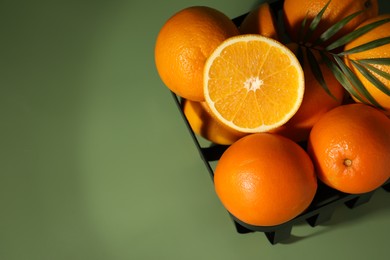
(182, 99, 247, 145)
(283, 0, 379, 43)
(155, 6, 239, 101)
(343, 14, 390, 115)
(271, 44, 345, 142)
(238, 2, 279, 40)
(308, 103, 390, 194)
(214, 133, 317, 227)
(204, 34, 304, 133)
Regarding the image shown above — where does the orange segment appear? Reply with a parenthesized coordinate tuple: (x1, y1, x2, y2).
(204, 34, 304, 133)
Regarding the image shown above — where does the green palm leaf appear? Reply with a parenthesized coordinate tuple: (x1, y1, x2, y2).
(357, 57, 390, 65)
(306, 48, 337, 99)
(303, 0, 331, 42)
(320, 52, 365, 103)
(295, 0, 390, 109)
(350, 60, 390, 96)
(326, 18, 390, 51)
(314, 10, 363, 46)
(332, 54, 383, 108)
(298, 12, 309, 43)
(339, 36, 390, 55)
(359, 62, 390, 81)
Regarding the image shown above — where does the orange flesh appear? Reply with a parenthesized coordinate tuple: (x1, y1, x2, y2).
(206, 39, 302, 131)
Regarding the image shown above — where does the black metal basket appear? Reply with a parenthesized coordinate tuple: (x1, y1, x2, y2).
(170, 0, 390, 245)
(172, 92, 390, 245)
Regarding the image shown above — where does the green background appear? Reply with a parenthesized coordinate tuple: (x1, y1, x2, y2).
(1, 0, 389, 259)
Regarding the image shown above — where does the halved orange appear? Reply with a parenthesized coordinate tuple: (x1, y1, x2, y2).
(204, 34, 304, 133)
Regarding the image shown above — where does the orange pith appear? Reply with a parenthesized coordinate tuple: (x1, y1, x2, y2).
(204, 35, 304, 133)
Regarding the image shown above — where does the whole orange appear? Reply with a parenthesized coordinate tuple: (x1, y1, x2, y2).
(283, 0, 378, 43)
(214, 133, 317, 227)
(238, 2, 279, 40)
(308, 103, 390, 194)
(343, 14, 390, 115)
(182, 99, 247, 145)
(271, 44, 345, 142)
(155, 6, 239, 101)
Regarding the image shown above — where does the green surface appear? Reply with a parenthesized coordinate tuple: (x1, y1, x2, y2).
(1, 0, 389, 259)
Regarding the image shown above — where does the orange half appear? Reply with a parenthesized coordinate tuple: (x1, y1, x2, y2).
(204, 34, 304, 133)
